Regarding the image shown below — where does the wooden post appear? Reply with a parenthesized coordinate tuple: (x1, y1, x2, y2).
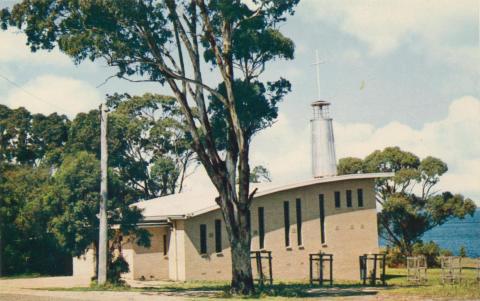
(329, 254, 333, 286)
(309, 254, 313, 285)
(319, 254, 324, 285)
(360, 256, 366, 285)
(255, 252, 262, 285)
(268, 251, 273, 285)
(97, 104, 108, 285)
(381, 254, 386, 286)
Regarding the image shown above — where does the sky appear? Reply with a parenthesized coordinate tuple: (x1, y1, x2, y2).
(0, 0, 479, 203)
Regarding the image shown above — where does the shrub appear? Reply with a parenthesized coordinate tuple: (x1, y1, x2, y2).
(386, 241, 453, 268)
(412, 241, 453, 267)
(385, 246, 405, 268)
(459, 246, 467, 257)
(440, 249, 453, 257)
(107, 255, 130, 285)
(412, 241, 440, 267)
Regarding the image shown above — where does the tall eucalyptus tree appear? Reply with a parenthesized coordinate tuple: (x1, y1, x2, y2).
(1, 1, 298, 293)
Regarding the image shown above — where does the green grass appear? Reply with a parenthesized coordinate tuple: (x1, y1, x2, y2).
(383, 266, 480, 300)
(40, 281, 380, 300)
(35, 261, 480, 300)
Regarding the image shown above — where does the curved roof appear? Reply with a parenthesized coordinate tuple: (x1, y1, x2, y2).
(132, 172, 393, 222)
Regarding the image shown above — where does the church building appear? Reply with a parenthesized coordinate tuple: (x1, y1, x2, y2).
(73, 101, 392, 282)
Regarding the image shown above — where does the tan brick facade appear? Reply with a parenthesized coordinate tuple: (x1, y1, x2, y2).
(130, 226, 170, 280)
(181, 178, 378, 281)
(74, 177, 380, 282)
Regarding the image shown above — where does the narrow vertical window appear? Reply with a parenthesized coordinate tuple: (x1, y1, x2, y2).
(163, 234, 168, 256)
(283, 201, 290, 247)
(319, 194, 326, 244)
(334, 191, 341, 208)
(258, 207, 265, 249)
(215, 219, 222, 253)
(357, 189, 364, 207)
(296, 198, 302, 246)
(346, 190, 352, 207)
(200, 224, 207, 254)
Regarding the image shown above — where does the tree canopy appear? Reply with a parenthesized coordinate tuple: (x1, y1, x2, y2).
(249, 165, 272, 183)
(0, 93, 193, 277)
(1, 0, 298, 292)
(338, 146, 476, 254)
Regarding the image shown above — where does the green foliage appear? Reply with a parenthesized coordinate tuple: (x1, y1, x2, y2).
(107, 255, 130, 285)
(1, 0, 297, 83)
(0, 164, 71, 275)
(1, 0, 298, 292)
(0, 94, 195, 276)
(106, 93, 195, 198)
(385, 246, 405, 268)
(250, 165, 272, 183)
(459, 246, 467, 258)
(209, 79, 291, 149)
(47, 152, 102, 257)
(412, 241, 442, 268)
(439, 249, 453, 257)
(387, 241, 453, 268)
(0, 106, 72, 275)
(337, 157, 364, 175)
(0, 104, 69, 165)
(339, 146, 476, 256)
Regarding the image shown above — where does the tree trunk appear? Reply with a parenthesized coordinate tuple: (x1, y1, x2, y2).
(230, 233, 254, 294)
(92, 240, 99, 280)
(218, 188, 254, 294)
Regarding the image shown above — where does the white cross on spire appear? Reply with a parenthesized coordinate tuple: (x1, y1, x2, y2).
(313, 50, 324, 99)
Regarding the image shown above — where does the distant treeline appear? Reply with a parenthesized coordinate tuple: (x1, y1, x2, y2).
(0, 93, 195, 276)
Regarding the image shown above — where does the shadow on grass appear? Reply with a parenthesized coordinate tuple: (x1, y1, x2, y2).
(131, 282, 385, 299)
(384, 272, 406, 281)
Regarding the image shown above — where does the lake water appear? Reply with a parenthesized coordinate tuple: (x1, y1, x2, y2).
(380, 209, 480, 258)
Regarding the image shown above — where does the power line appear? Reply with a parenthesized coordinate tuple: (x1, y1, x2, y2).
(0, 73, 76, 114)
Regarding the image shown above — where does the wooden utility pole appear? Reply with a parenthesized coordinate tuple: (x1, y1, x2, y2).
(0, 229, 3, 277)
(98, 104, 108, 285)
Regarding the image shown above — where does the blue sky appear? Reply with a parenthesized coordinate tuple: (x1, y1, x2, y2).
(0, 0, 479, 202)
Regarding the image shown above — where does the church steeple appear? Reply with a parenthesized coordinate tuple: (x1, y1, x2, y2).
(311, 51, 337, 178)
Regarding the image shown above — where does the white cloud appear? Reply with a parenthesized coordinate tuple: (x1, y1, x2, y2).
(4, 75, 102, 118)
(177, 96, 480, 204)
(252, 112, 311, 183)
(247, 96, 480, 201)
(0, 29, 72, 66)
(300, 0, 479, 70)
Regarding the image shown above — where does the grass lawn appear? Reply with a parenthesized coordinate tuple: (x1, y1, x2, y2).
(38, 259, 480, 300)
(385, 265, 480, 300)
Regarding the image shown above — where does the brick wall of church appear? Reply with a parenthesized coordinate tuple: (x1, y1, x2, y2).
(182, 178, 379, 281)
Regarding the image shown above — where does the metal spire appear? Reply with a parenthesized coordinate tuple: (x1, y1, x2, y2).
(313, 50, 324, 99)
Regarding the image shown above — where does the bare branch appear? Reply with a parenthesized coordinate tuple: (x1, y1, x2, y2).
(96, 74, 118, 88)
(233, 2, 266, 30)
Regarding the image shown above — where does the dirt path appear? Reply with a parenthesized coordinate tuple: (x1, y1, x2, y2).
(0, 277, 189, 301)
